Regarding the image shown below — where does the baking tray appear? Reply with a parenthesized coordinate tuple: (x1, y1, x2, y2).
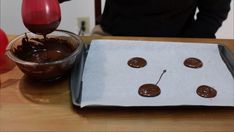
(69, 42, 234, 107)
(70, 44, 89, 106)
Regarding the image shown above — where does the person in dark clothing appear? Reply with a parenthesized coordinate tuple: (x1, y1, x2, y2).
(59, 0, 232, 38)
(58, 0, 69, 3)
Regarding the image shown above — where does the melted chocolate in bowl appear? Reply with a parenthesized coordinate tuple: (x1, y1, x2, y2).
(184, 57, 203, 68)
(15, 37, 75, 63)
(128, 57, 147, 68)
(196, 85, 217, 98)
(138, 84, 161, 97)
(10, 35, 78, 80)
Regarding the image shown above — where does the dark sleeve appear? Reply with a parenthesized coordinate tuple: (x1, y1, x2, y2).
(58, 0, 70, 3)
(182, 0, 231, 38)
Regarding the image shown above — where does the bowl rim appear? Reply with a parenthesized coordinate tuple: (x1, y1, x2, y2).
(6, 29, 83, 66)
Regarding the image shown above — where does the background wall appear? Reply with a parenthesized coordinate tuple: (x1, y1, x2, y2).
(0, 0, 95, 35)
(216, 0, 233, 39)
(0, 0, 233, 39)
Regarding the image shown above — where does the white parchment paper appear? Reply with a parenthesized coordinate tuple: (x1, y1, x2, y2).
(81, 40, 234, 107)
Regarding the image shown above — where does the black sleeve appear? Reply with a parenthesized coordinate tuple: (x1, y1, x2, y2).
(182, 0, 231, 38)
(58, 0, 70, 3)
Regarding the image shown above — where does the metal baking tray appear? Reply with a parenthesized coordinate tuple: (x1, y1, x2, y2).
(69, 42, 234, 107)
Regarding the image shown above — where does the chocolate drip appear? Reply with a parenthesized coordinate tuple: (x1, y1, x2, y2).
(138, 70, 166, 97)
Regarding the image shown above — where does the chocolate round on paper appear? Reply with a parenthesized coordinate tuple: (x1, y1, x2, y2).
(196, 85, 217, 98)
(138, 84, 161, 97)
(184, 57, 203, 68)
(128, 57, 147, 68)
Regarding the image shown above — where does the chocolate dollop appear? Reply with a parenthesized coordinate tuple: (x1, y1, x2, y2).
(138, 84, 161, 97)
(196, 85, 217, 98)
(184, 57, 203, 68)
(128, 57, 147, 68)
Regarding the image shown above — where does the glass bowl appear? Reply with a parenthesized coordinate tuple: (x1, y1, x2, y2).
(6, 30, 83, 81)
